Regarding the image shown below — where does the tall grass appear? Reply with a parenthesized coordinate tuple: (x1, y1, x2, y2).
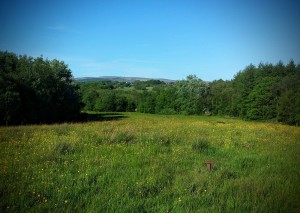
(0, 113, 299, 212)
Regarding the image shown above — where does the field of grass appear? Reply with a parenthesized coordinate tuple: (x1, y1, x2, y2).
(1, 113, 299, 212)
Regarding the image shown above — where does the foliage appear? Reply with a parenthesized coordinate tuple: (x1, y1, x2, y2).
(174, 75, 208, 115)
(0, 51, 82, 125)
(79, 75, 209, 115)
(2, 50, 299, 125)
(79, 61, 300, 125)
(207, 79, 234, 115)
(276, 74, 300, 125)
(245, 77, 279, 120)
(135, 91, 152, 113)
(133, 79, 166, 90)
(230, 60, 300, 124)
(79, 81, 138, 112)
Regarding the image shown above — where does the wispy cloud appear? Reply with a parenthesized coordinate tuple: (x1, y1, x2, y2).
(72, 58, 163, 78)
(45, 24, 66, 31)
(39, 53, 166, 78)
(118, 58, 160, 64)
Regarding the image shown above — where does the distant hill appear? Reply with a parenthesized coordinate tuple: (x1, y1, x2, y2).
(75, 76, 175, 83)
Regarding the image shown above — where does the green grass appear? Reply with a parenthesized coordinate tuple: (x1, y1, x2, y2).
(1, 113, 299, 212)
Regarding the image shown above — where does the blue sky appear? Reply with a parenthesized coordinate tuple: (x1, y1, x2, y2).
(0, 0, 299, 81)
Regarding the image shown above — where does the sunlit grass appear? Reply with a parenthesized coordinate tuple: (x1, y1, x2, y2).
(0, 113, 299, 212)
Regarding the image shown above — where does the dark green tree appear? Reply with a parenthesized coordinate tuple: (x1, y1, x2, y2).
(0, 51, 82, 125)
(137, 91, 156, 113)
(245, 77, 279, 120)
(95, 90, 116, 112)
(82, 90, 99, 111)
(232, 64, 257, 117)
(115, 96, 128, 112)
(208, 80, 234, 115)
(155, 85, 176, 114)
(277, 75, 300, 125)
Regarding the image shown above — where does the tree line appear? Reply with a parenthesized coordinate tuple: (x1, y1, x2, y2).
(79, 61, 300, 125)
(1, 51, 299, 125)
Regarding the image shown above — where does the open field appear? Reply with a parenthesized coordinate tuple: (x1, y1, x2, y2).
(0, 113, 299, 212)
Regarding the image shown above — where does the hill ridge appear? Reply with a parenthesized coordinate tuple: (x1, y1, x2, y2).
(75, 76, 175, 83)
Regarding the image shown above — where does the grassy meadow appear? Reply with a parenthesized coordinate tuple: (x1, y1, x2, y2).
(0, 113, 299, 212)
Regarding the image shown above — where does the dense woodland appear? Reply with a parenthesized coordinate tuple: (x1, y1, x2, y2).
(0, 51, 82, 125)
(1, 51, 300, 125)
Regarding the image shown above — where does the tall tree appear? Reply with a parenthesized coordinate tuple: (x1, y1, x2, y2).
(245, 77, 279, 120)
(232, 64, 257, 117)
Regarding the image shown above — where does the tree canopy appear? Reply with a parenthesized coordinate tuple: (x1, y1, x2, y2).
(1, 50, 299, 126)
(79, 60, 300, 125)
(0, 51, 82, 125)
